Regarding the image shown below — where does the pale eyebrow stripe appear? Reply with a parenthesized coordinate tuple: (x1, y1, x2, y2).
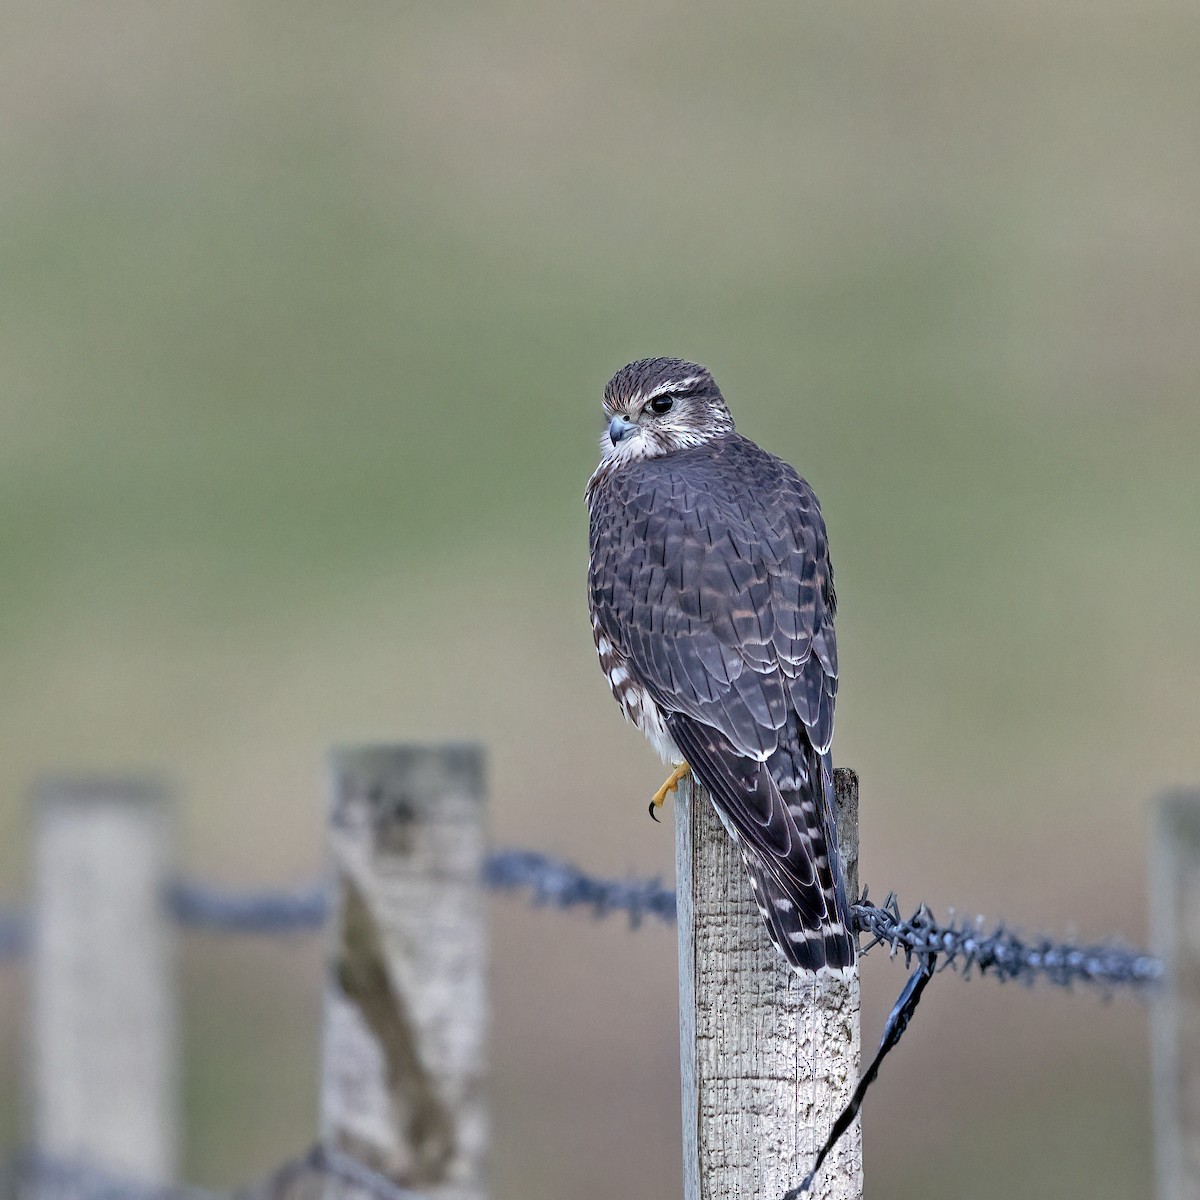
(642, 375, 703, 402)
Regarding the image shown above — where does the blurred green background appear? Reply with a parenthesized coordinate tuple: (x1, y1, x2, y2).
(2, 3, 1199, 1197)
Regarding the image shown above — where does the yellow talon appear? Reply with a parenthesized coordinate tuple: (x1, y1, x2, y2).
(650, 762, 691, 818)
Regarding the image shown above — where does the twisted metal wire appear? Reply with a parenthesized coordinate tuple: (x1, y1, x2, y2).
(165, 880, 329, 934)
(483, 848, 677, 926)
(852, 890, 1162, 989)
(0, 853, 1164, 1200)
(3, 1144, 424, 1200)
(4, 1151, 221, 1200)
(0, 852, 1161, 990)
(0, 907, 26, 962)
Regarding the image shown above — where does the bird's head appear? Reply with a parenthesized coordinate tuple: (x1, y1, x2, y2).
(598, 358, 735, 465)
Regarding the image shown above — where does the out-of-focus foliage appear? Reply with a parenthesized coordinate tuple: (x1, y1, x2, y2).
(2, 3, 1198, 1197)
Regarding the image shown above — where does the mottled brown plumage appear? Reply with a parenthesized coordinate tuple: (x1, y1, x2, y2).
(586, 358, 853, 973)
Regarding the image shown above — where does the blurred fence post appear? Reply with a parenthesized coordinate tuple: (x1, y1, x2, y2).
(320, 745, 489, 1200)
(29, 778, 179, 1185)
(676, 767, 862, 1200)
(1152, 790, 1200, 1200)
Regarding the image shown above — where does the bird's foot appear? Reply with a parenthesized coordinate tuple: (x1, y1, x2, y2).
(648, 762, 691, 822)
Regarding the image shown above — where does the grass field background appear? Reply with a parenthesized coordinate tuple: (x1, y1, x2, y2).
(3, 4, 1199, 1197)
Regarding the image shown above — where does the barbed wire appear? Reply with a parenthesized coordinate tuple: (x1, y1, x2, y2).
(853, 890, 1162, 989)
(271, 1144, 428, 1200)
(0, 850, 1164, 1200)
(6, 1150, 224, 1200)
(0, 907, 25, 962)
(3, 1143, 426, 1200)
(0, 850, 1161, 990)
(166, 880, 329, 933)
(483, 848, 677, 925)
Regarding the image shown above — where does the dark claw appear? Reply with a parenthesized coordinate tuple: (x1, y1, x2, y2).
(648, 800, 660, 823)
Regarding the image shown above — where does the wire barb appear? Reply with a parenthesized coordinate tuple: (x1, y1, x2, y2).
(484, 848, 677, 926)
(0, 850, 1164, 1200)
(2, 858, 1161, 992)
(852, 891, 1161, 989)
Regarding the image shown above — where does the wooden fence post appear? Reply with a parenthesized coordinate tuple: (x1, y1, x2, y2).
(320, 745, 489, 1200)
(29, 778, 179, 1184)
(676, 767, 862, 1200)
(1151, 790, 1200, 1200)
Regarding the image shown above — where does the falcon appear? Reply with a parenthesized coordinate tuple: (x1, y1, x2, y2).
(586, 357, 854, 975)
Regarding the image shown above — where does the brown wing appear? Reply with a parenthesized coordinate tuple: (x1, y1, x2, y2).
(587, 434, 851, 971)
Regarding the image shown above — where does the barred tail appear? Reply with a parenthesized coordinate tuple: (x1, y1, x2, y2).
(744, 851, 855, 975)
(666, 711, 856, 976)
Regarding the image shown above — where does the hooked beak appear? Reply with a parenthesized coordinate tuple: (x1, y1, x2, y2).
(608, 415, 637, 445)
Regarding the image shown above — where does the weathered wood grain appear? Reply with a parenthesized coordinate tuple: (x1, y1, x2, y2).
(321, 745, 488, 1200)
(30, 779, 179, 1185)
(676, 768, 862, 1200)
(1152, 791, 1200, 1200)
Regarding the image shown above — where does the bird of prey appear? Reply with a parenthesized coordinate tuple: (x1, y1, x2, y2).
(586, 357, 853, 975)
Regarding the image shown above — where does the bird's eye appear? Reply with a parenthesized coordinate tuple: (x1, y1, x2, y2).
(647, 394, 675, 415)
